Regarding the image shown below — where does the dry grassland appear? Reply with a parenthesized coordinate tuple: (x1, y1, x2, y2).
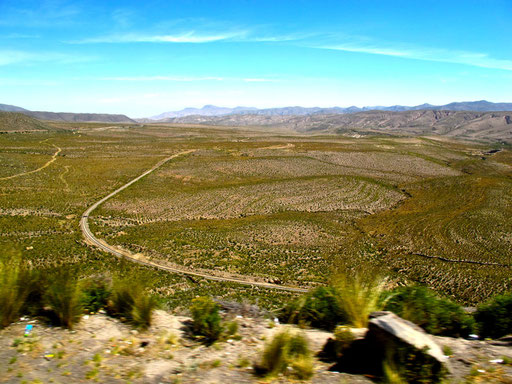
(0, 122, 511, 306)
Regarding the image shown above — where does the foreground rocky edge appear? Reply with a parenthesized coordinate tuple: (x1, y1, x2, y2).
(1, 309, 511, 383)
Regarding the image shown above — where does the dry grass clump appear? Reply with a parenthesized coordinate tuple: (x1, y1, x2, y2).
(108, 278, 158, 330)
(0, 251, 31, 328)
(44, 269, 83, 330)
(332, 271, 388, 328)
(254, 328, 314, 379)
(190, 296, 224, 343)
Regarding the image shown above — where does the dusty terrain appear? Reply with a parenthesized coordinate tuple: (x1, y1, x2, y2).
(1, 310, 512, 383)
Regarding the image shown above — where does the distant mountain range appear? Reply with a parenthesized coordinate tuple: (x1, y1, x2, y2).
(164, 109, 512, 144)
(146, 100, 512, 120)
(150, 105, 258, 120)
(0, 103, 135, 123)
(2, 100, 512, 125)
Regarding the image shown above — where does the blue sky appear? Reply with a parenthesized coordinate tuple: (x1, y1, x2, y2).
(0, 0, 511, 117)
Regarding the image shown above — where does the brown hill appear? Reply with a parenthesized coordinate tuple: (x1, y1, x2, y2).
(24, 111, 135, 123)
(166, 110, 512, 143)
(0, 112, 57, 132)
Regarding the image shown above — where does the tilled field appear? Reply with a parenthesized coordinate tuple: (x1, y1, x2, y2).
(104, 176, 404, 220)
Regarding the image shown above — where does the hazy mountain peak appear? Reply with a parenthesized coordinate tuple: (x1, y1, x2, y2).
(147, 100, 512, 120)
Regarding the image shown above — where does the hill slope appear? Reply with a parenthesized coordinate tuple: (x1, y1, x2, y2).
(0, 112, 56, 132)
(24, 111, 136, 123)
(166, 110, 512, 143)
(0, 103, 28, 112)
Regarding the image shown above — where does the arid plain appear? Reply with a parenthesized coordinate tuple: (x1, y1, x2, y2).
(1, 117, 511, 309)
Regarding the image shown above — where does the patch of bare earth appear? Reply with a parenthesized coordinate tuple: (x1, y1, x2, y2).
(1, 311, 511, 383)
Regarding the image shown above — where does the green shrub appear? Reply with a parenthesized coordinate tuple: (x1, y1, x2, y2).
(280, 286, 344, 331)
(81, 275, 112, 313)
(383, 359, 407, 384)
(108, 278, 157, 329)
(19, 269, 46, 317)
(319, 325, 356, 362)
(333, 326, 356, 356)
(131, 294, 158, 330)
(44, 269, 83, 330)
(0, 252, 46, 328)
(333, 272, 387, 328)
(383, 286, 474, 337)
(225, 320, 239, 337)
(383, 345, 447, 384)
(0, 253, 27, 328)
(475, 292, 512, 339)
(190, 296, 223, 343)
(254, 329, 314, 379)
(108, 278, 140, 320)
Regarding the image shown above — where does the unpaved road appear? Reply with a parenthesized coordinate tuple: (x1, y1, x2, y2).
(80, 150, 307, 293)
(0, 144, 61, 181)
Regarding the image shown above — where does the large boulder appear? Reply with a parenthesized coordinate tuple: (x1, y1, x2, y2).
(368, 311, 449, 365)
(326, 311, 450, 382)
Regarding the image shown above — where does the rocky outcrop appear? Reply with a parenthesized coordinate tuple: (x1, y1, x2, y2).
(366, 311, 450, 376)
(327, 312, 450, 382)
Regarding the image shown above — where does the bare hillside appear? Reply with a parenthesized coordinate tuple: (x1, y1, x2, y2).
(0, 112, 57, 132)
(24, 111, 136, 123)
(165, 110, 512, 143)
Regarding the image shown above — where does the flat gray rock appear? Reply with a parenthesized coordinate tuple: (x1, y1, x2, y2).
(368, 311, 450, 371)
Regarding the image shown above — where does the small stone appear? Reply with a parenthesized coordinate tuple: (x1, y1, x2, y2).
(130, 330, 139, 335)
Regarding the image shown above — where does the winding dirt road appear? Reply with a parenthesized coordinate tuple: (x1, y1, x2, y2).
(0, 144, 61, 181)
(80, 150, 308, 293)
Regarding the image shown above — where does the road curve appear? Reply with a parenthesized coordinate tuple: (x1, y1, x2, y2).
(80, 150, 308, 294)
(0, 144, 62, 181)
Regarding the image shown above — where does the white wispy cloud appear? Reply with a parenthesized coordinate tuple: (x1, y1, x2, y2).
(0, 78, 59, 86)
(243, 78, 277, 82)
(99, 76, 278, 83)
(73, 30, 247, 44)
(0, 49, 95, 66)
(100, 76, 225, 81)
(316, 43, 512, 71)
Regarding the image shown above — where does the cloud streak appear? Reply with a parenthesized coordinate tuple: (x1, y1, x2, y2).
(0, 49, 95, 66)
(100, 76, 225, 81)
(66, 21, 512, 72)
(73, 30, 247, 44)
(99, 76, 278, 82)
(316, 43, 512, 71)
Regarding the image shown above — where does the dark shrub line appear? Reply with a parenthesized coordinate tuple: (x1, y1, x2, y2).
(280, 280, 512, 339)
(0, 254, 158, 330)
